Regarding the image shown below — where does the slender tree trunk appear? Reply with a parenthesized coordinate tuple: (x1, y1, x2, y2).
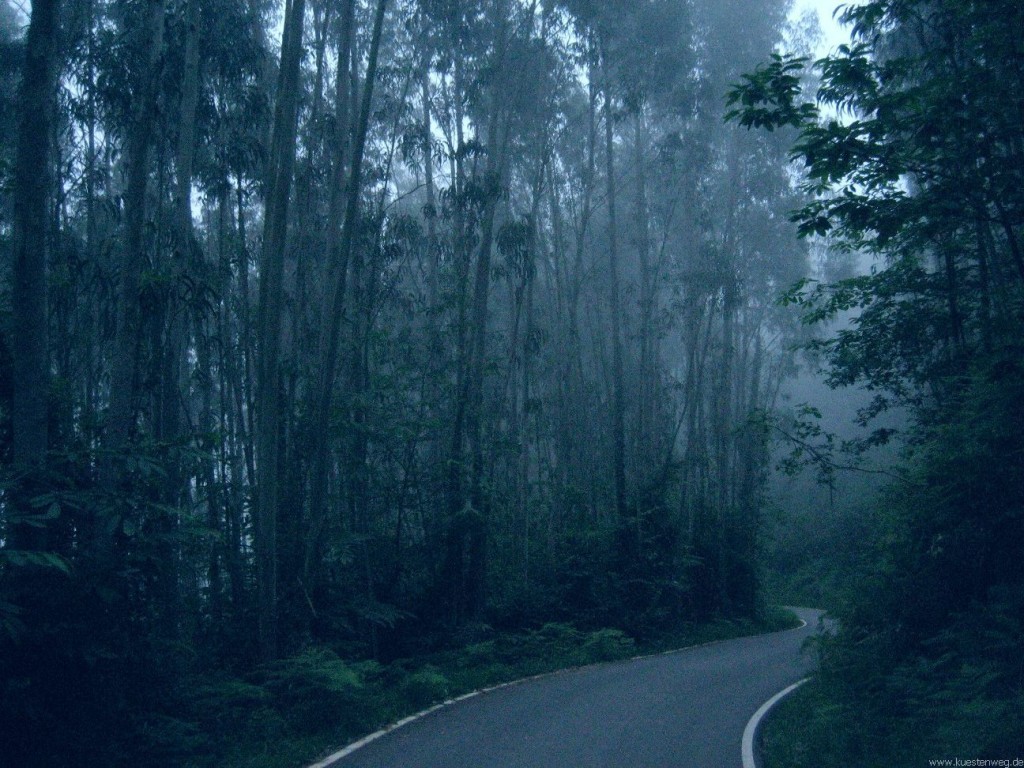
(553, 56, 597, 528)
(295, 0, 330, 241)
(83, 0, 99, 448)
(161, 0, 202, 496)
(601, 43, 629, 541)
(632, 110, 657, 479)
(235, 177, 257, 489)
(304, 0, 388, 586)
(517, 169, 544, 588)
(143, 0, 203, 645)
(441, 1, 514, 622)
(106, 0, 166, 461)
(277, 0, 330, 624)
(170, 0, 201, 383)
(974, 214, 993, 350)
(716, 282, 737, 609)
(941, 243, 965, 353)
(10, 0, 60, 552)
(93, 0, 167, 597)
(444, 45, 471, 600)
(302, 0, 355, 585)
(463, 144, 505, 618)
(422, 45, 438, 308)
(222, 195, 252, 629)
(255, 0, 307, 661)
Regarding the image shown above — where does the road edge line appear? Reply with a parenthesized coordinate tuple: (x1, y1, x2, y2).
(741, 676, 810, 768)
(308, 609, 812, 768)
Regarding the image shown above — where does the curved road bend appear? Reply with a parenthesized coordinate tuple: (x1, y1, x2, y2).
(322, 607, 822, 768)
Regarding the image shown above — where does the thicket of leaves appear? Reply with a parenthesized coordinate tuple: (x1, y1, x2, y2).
(730, 0, 1024, 762)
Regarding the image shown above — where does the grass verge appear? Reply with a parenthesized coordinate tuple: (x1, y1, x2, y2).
(758, 676, 832, 768)
(760, 658, 1024, 768)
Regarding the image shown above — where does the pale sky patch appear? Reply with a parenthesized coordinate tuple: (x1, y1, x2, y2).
(790, 0, 858, 57)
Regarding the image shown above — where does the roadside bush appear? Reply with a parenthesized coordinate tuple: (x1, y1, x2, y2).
(580, 628, 636, 662)
(190, 679, 278, 741)
(260, 649, 377, 734)
(129, 713, 209, 768)
(398, 665, 451, 709)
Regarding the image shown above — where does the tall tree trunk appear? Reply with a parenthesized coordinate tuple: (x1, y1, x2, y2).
(83, 0, 99, 448)
(462, 147, 505, 619)
(96, 0, 166, 579)
(303, 0, 388, 586)
(443, 40, 471, 610)
(552, 54, 597, 528)
(167, 0, 201, 443)
(145, 0, 203, 645)
(10, 0, 60, 551)
(235, 177, 257, 490)
(301, 0, 355, 585)
(632, 110, 656, 479)
(422, 43, 438, 310)
(106, 0, 165, 458)
(715, 282, 737, 609)
(601, 43, 629, 545)
(517, 165, 544, 588)
(222, 191, 253, 630)
(442, 1, 513, 622)
(277, 0, 330, 627)
(255, 0, 307, 661)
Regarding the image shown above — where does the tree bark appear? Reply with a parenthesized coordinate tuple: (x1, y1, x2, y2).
(301, 0, 355, 585)
(441, 0, 514, 623)
(162, 0, 202, 486)
(601, 43, 629, 540)
(303, 0, 388, 588)
(106, 0, 166, 460)
(10, 0, 60, 551)
(255, 0, 307, 661)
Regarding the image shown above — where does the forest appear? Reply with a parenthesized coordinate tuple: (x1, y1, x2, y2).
(0, 0, 810, 764)
(2, 0, 1022, 765)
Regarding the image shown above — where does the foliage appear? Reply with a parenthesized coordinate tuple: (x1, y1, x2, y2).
(729, 0, 1024, 763)
(258, 649, 377, 734)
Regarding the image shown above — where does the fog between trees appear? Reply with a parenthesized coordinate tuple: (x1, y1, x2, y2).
(1, 0, 816, 764)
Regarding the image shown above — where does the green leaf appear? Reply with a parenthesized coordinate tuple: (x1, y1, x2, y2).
(0, 549, 72, 575)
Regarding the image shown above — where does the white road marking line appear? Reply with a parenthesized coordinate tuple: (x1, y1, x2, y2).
(741, 677, 810, 768)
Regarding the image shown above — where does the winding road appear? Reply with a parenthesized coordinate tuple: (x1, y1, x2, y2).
(315, 607, 822, 768)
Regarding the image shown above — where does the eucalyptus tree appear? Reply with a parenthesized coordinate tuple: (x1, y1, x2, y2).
(9, 0, 59, 553)
(104, 0, 165, 478)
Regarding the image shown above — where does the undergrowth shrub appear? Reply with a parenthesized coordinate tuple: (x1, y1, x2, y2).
(580, 628, 635, 661)
(259, 649, 378, 734)
(190, 679, 279, 741)
(398, 665, 451, 709)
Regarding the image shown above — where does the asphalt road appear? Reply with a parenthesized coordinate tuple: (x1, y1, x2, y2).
(325, 607, 822, 768)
